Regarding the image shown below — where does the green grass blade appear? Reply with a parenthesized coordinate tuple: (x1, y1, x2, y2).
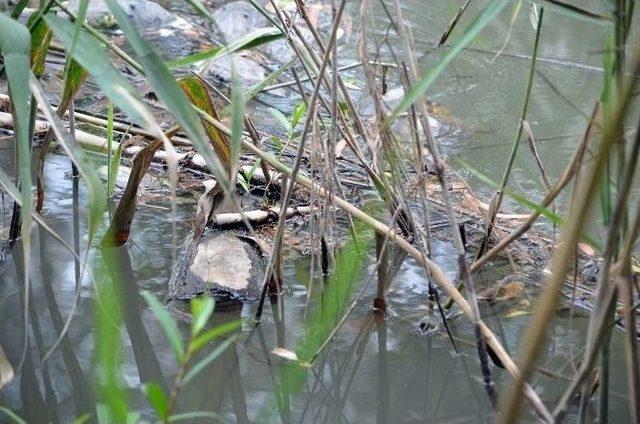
(141, 291, 185, 361)
(105, 0, 231, 189)
(267, 108, 292, 133)
(95, 248, 128, 423)
(141, 382, 169, 420)
(0, 14, 34, 369)
(190, 297, 215, 337)
(189, 320, 241, 353)
(167, 27, 283, 69)
(0, 407, 26, 424)
(182, 336, 238, 385)
(245, 57, 295, 101)
(9, 0, 28, 18)
(387, 0, 509, 122)
(457, 158, 563, 224)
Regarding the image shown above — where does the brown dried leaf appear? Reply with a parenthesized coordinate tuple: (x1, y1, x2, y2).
(271, 347, 298, 362)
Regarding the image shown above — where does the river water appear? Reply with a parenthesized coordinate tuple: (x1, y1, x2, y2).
(0, 0, 635, 423)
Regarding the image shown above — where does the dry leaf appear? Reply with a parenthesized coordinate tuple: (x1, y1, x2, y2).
(504, 310, 530, 319)
(271, 347, 299, 362)
(335, 139, 347, 158)
(578, 243, 596, 257)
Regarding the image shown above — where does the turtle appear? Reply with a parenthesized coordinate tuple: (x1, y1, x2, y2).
(168, 228, 266, 301)
(168, 180, 269, 302)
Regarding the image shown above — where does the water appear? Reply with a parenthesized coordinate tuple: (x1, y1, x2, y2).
(0, 1, 636, 422)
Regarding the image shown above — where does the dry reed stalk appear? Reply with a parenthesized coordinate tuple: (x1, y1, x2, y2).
(499, 43, 640, 424)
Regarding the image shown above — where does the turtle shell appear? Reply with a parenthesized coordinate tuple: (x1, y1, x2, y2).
(169, 228, 266, 301)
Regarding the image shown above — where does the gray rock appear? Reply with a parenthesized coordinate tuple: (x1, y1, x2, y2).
(263, 26, 314, 63)
(212, 0, 267, 43)
(68, 0, 191, 30)
(358, 87, 442, 137)
(205, 53, 266, 87)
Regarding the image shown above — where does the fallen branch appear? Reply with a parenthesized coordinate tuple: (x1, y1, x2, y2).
(212, 205, 312, 227)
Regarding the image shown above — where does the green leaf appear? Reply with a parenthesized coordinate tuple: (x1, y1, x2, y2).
(44, 15, 148, 126)
(290, 102, 307, 129)
(387, 0, 509, 122)
(105, 0, 231, 190)
(167, 27, 284, 69)
(10, 0, 29, 19)
(190, 297, 215, 337)
(0, 406, 26, 424)
(183, 336, 238, 384)
(189, 320, 241, 353)
(141, 382, 169, 420)
(0, 17, 34, 339)
(141, 291, 185, 362)
(245, 57, 295, 101)
(73, 413, 93, 424)
(268, 108, 292, 133)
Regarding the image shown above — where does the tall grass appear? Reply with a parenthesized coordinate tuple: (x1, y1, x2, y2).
(0, 0, 639, 422)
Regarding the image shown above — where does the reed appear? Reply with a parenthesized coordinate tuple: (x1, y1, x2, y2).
(0, 0, 639, 422)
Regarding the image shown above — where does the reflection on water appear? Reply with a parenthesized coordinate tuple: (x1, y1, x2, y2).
(0, 154, 631, 422)
(0, 1, 635, 422)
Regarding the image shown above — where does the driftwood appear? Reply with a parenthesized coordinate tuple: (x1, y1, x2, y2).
(212, 205, 312, 227)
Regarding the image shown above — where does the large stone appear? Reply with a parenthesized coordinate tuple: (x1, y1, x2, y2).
(212, 0, 267, 43)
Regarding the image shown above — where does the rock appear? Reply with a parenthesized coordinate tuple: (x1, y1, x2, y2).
(205, 53, 266, 87)
(169, 229, 266, 301)
(212, 0, 313, 64)
(97, 165, 132, 189)
(357, 87, 442, 137)
(212, 0, 267, 43)
(263, 26, 314, 63)
(69, 0, 189, 29)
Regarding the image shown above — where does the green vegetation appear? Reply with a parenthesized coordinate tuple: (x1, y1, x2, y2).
(0, 0, 639, 423)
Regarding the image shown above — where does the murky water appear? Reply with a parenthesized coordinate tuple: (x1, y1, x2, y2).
(0, 1, 636, 423)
